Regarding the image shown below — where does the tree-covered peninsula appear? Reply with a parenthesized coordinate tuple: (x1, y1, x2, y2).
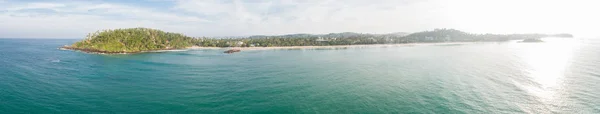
(63, 28, 198, 53)
(63, 28, 573, 53)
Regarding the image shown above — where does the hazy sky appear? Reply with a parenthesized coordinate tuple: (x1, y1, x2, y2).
(0, 0, 598, 38)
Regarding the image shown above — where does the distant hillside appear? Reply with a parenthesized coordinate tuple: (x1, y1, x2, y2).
(199, 29, 571, 47)
(248, 32, 408, 39)
(402, 28, 572, 42)
(383, 32, 410, 37)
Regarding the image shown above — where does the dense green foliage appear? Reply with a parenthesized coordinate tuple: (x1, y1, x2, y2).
(196, 29, 572, 47)
(69, 28, 573, 52)
(71, 28, 196, 53)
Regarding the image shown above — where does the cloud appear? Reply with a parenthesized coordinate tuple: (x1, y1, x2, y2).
(0, 0, 599, 38)
(169, 0, 440, 36)
(0, 1, 212, 38)
(5, 2, 65, 11)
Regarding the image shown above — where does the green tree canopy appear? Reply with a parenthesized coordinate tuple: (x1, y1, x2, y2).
(71, 28, 195, 53)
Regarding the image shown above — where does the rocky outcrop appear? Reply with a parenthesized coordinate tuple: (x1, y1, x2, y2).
(520, 38, 543, 43)
(224, 49, 241, 54)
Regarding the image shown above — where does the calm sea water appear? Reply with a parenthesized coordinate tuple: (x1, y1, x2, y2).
(1, 38, 599, 113)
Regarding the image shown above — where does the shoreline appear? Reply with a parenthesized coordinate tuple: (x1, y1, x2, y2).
(61, 42, 476, 54)
(187, 42, 475, 51)
(60, 46, 132, 54)
(59, 46, 186, 54)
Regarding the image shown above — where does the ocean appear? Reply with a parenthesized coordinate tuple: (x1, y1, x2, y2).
(0, 38, 599, 113)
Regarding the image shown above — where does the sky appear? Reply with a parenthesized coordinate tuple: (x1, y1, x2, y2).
(0, 0, 598, 38)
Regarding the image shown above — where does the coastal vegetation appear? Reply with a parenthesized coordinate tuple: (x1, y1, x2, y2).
(199, 29, 572, 47)
(63, 28, 573, 53)
(65, 28, 197, 53)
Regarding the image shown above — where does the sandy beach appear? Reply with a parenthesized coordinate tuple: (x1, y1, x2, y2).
(186, 42, 475, 51)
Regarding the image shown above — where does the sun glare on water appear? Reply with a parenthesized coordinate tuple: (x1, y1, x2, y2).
(516, 38, 579, 111)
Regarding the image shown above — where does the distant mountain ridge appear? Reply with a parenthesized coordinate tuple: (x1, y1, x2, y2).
(248, 32, 409, 39)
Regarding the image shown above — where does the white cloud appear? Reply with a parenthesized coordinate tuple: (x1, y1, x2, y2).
(0, 1, 212, 38)
(439, 0, 600, 37)
(5, 2, 66, 11)
(169, 0, 442, 36)
(0, 0, 599, 38)
(174, 0, 232, 15)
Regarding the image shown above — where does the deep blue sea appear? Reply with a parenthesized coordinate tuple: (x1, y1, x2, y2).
(1, 38, 599, 113)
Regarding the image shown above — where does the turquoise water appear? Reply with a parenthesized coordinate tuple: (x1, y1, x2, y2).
(1, 38, 599, 113)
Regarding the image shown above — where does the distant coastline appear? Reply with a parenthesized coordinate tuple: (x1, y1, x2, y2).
(61, 28, 573, 54)
(61, 42, 473, 54)
(187, 42, 475, 51)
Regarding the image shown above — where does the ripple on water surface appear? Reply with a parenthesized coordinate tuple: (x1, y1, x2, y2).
(0, 38, 599, 113)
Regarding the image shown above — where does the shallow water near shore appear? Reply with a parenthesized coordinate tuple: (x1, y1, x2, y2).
(1, 38, 599, 113)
